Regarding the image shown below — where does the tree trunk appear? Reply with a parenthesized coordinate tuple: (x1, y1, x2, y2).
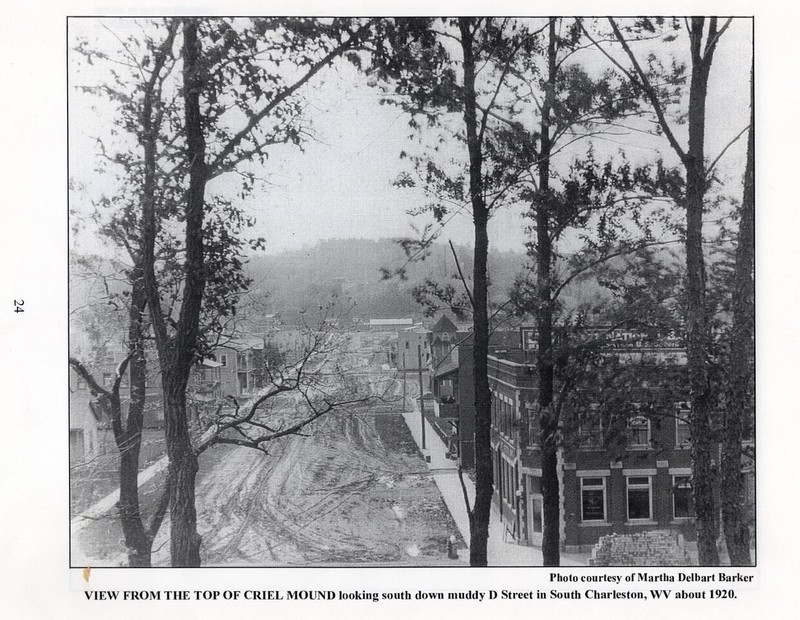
(721, 63, 754, 566)
(134, 18, 206, 567)
(469, 212, 492, 567)
(537, 19, 560, 567)
(458, 18, 492, 567)
(118, 448, 153, 567)
(685, 17, 720, 566)
(164, 375, 202, 566)
(117, 268, 152, 567)
(156, 17, 208, 568)
(96, 267, 152, 567)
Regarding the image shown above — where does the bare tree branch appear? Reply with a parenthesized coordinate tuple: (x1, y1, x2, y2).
(706, 125, 749, 178)
(599, 19, 688, 163)
(449, 239, 475, 310)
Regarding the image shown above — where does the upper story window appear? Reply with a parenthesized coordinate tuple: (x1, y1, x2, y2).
(579, 404, 603, 448)
(627, 413, 651, 449)
(492, 394, 515, 439)
(527, 405, 540, 448)
(675, 402, 691, 447)
(504, 398, 515, 437)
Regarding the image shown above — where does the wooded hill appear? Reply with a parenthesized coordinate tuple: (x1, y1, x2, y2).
(243, 238, 531, 324)
(71, 237, 694, 331)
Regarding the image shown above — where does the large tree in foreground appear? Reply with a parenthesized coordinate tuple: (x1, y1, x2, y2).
(76, 17, 375, 566)
(514, 18, 664, 566)
(467, 17, 673, 565)
(590, 17, 744, 565)
(370, 17, 548, 565)
(137, 18, 375, 566)
(721, 61, 754, 566)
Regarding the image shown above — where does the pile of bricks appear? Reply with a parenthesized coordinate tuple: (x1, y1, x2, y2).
(589, 530, 691, 566)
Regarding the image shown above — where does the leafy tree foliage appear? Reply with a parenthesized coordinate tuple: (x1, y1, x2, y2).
(73, 17, 378, 566)
(591, 16, 744, 565)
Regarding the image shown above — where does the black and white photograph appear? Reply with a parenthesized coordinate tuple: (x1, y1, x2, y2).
(65, 15, 756, 570)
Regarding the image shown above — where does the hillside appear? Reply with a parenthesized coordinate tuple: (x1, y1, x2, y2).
(243, 238, 529, 323)
(70, 238, 693, 333)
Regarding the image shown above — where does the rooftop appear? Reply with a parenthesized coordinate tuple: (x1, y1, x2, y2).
(369, 318, 414, 326)
(431, 315, 457, 333)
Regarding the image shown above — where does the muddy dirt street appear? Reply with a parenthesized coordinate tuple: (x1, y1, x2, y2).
(188, 409, 461, 566)
(73, 331, 462, 566)
(163, 331, 459, 566)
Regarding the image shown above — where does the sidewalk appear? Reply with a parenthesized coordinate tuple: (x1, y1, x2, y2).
(400, 407, 587, 566)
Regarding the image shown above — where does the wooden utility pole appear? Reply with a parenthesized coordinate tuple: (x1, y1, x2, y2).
(402, 350, 407, 409)
(417, 344, 426, 449)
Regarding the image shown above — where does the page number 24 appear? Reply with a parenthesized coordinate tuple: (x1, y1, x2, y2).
(13, 299, 24, 313)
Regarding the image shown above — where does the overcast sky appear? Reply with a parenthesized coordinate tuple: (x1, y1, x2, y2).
(68, 17, 753, 258)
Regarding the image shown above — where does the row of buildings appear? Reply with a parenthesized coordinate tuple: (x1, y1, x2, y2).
(70, 313, 421, 465)
(68, 328, 310, 465)
(385, 315, 754, 553)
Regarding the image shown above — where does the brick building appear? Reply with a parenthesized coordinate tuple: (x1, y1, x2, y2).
(486, 327, 704, 552)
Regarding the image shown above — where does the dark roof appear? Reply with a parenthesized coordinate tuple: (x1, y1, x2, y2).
(431, 315, 457, 333)
(433, 359, 460, 379)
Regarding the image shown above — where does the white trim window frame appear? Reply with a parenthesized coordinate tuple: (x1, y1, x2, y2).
(672, 475, 694, 519)
(627, 410, 651, 450)
(626, 475, 653, 521)
(580, 476, 607, 523)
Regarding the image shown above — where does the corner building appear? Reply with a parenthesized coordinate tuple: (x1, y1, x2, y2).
(488, 327, 701, 553)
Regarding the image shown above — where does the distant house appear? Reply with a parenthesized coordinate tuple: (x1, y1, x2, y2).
(392, 326, 431, 371)
(69, 325, 323, 452)
(428, 315, 458, 364)
(210, 346, 239, 397)
(369, 318, 414, 331)
(69, 367, 102, 465)
(211, 330, 312, 397)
